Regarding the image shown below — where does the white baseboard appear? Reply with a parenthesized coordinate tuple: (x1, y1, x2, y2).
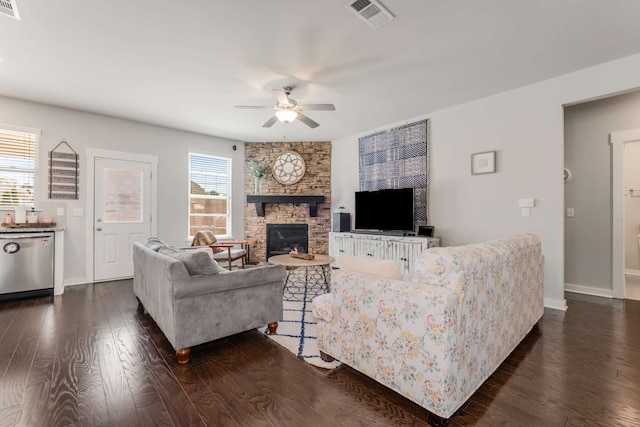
(626, 280, 640, 301)
(544, 297, 567, 311)
(564, 283, 614, 298)
(61, 279, 92, 292)
(625, 269, 640, 277)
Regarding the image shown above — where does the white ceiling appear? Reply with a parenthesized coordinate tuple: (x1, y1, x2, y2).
(2, 1, 640, 143)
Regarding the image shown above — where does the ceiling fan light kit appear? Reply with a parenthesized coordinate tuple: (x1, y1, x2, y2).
(236, 86, 335, 129)
(275, 109, 298, 123)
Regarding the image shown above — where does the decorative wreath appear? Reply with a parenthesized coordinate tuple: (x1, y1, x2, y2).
(272, 151, 306, 185)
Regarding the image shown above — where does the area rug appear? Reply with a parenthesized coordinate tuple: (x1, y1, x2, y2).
(262, 292, 341, 370)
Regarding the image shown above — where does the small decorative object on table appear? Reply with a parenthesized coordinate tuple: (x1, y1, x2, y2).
(289, 247, 315, 260)
(290, 253, 315, 260)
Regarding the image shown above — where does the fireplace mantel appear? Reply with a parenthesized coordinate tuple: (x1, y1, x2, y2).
(247, 195, 325, 217)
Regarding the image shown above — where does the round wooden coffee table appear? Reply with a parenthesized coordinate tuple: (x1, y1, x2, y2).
(268, 254, 335, 302)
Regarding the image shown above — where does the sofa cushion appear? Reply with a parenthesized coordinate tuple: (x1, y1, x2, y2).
(163, 250, 222, 276)
(338, 255, 403, 280)
(158, 245, 181, 255)
(411, 249, 464, 290)
(144, 237, 169, 251)
(211, 248, 246, 261)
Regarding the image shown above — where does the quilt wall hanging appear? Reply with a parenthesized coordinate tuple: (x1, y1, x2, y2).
(359, 118, 429, 226)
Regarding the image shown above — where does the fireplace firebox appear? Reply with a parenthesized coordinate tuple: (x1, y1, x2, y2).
(266, 224, 308, 260)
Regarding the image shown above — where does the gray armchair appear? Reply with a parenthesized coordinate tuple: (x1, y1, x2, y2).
(133, 240, 286, 364)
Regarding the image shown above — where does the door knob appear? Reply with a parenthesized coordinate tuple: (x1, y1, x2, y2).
(96, 226, 103, 231)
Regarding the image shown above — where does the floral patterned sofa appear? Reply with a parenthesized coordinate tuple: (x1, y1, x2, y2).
(312, 234, 544, 426)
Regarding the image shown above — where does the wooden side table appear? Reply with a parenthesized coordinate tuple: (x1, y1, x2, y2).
(244, 239, 258, 265)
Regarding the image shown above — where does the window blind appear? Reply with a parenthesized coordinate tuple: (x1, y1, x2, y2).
(188, 152, 231, 237)
(0, 128, 38, 207)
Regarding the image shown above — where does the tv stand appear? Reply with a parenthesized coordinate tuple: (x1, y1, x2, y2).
(329, 232, 440, 276)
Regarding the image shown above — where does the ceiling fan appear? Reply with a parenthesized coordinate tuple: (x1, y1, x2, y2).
(235, 86, 335, 128)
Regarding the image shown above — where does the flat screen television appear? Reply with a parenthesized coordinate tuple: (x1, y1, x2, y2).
(354, 187, 415, 233)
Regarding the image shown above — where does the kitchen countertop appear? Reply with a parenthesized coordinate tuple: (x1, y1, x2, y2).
(0, 226, 65, 233)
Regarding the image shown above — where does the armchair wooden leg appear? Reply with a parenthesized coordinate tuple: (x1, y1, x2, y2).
(176, 348, 191, 364)
(267, 322, 278, 335)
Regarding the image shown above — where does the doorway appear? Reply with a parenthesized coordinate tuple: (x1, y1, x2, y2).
(611, 129, 640, 299)
(564, 91, 640, 301)
(86, 149, 158, 282)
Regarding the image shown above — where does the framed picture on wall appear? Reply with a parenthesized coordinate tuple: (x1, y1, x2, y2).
(471, 151, 496, 175)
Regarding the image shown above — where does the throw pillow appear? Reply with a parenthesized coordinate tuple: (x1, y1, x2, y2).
(338, 255, 403, 280)
(210, 245, 227, 254)
(191, 246, 225, 263)
(165, 250, 221, 276)
(144, 237, 169, 251)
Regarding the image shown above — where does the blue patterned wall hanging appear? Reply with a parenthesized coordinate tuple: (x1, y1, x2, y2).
(359, 119, 429, 226)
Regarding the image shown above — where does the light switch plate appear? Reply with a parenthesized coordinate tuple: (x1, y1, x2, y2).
(56, 207, 65, 216)
(567, 208, 575, 217)
(518, 198, 535, 208)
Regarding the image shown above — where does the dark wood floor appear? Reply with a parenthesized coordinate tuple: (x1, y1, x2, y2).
(0, 281, 639, 427)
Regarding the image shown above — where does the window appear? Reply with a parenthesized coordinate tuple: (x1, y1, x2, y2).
(0, 127, 39, 208)
(188, 152, 231, 238)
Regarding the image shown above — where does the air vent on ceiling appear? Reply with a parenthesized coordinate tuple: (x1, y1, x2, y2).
(345, 0, 394, 29)
(0, 0, 20, 20)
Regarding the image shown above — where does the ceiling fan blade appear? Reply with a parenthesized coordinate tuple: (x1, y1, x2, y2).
(262, 115, 278, 128)
(235, 105, 277, 110)
(297, 104, 336, 111)
(296, 113, 320, 128)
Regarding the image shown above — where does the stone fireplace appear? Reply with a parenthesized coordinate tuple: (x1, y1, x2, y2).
(244, 141, 331, 263)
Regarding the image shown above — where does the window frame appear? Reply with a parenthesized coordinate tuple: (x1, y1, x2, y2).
(0, 123, 41, 209)
(188, 151, 232, 240)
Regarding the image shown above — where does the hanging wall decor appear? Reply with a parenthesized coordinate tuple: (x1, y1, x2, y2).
(49, 139, 79, 199)
(272, 151, 306, 185)
(359, 119, 429, 226)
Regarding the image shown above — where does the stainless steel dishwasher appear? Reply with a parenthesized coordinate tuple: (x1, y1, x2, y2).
(0, 232, 54, 299)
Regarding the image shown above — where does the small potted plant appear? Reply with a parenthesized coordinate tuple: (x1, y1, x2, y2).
(248, 161, 268, 194)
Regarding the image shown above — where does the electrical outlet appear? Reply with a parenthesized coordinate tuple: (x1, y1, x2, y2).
(73, 208, 84, 217)
(567, 208, 575, 217)
(521, 207, 531, 217)
(56, 207, 65, 216)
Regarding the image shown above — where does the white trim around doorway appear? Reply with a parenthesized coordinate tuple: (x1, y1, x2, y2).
(610, 128, 640, 299)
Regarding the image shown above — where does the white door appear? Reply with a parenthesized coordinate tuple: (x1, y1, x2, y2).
(94, 157, 152, 281)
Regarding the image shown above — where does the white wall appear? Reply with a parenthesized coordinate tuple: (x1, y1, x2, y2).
(332, 52, 640, 311)
(564, 91, 640, 293)
(0, 96, 245, 286)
